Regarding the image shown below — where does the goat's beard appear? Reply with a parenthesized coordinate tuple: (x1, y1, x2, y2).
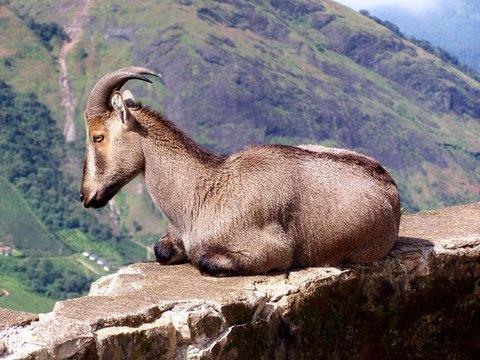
(87, 182, 122, 208)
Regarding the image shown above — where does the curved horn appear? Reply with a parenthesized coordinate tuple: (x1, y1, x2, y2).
(86, 66, 160, 117)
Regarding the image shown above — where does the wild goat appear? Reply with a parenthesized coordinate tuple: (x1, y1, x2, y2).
(81, 67, 401, 276)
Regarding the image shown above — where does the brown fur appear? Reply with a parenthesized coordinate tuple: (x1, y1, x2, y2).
(81, 96, 401, 276)
(263, 144, 396, 187)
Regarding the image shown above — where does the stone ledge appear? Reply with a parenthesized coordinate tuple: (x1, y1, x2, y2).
(0, 309, 38, 332)
(1, 202, 479, 359)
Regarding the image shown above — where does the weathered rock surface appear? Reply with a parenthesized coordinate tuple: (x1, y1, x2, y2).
(1, 203, 479, 359)
(0, 310, 38, 331)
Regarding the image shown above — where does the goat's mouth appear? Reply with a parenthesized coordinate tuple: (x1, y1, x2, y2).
(83, 185, 120, 208)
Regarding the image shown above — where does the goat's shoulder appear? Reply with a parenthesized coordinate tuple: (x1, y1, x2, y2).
(221, 144, 306, 170)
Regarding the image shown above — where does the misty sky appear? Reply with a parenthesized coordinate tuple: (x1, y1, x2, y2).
(336, 0, 440, 15)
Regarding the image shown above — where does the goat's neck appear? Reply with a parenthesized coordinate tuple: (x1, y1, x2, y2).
(139, 112, 216, 233)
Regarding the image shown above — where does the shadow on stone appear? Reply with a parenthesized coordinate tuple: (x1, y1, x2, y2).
(395, 235, 435, 250)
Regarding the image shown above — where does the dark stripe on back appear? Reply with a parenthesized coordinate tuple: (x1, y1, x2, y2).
(266, 144, 397, 187)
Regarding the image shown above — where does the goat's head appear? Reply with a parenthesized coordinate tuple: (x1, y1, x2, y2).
(81, 67, 160, 208)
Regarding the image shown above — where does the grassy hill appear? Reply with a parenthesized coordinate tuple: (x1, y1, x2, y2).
(0, 274, 55, 313)
(0, 5, 64, 123)
(0, 172, 144, 312)
(0, 176, 66, 255)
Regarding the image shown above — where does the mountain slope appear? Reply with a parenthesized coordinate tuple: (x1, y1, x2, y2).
(54, 0, 479, 211)
(0, 5, 64, 123)
(7, 0, 478, 211)
(0, 274, 55, 313)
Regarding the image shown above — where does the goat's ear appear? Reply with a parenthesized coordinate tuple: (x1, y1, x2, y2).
(111, 91, 135, 128)
(122, 89, 136, 107)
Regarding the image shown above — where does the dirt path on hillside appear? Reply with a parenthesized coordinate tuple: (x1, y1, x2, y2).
(74, 257, 103, 275)
(59, 0, 93, 143)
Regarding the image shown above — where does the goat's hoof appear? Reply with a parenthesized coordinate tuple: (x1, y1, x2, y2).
(154, 240, 174, 264)
(198, 256, 223, 276)
(197, 253, 239, 277)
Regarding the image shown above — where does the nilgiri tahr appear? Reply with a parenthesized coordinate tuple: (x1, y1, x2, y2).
(80, 67, 401, 276)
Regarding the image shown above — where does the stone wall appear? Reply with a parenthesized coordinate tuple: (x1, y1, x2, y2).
(1, 203, 479, 359)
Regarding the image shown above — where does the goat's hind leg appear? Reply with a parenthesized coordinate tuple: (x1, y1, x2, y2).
(154, 227, 187, 264)
(195, 223, 293, 276)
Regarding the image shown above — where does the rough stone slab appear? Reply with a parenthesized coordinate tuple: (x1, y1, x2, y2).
(90, 261, 264, 302)
(0, 309, 40, 359)
(0, 202, 479, 359)
(0, 309, 38, 331)
(399, 202, 480, 245)
(51, 294, 166, 329)
(94, 317, 176, 359)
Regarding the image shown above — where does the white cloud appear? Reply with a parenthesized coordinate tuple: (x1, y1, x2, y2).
(336, 0, 440, 15)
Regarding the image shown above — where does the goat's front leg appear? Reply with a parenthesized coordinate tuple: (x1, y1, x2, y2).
(154, 227, 187, 264)
(192, 223, 293, 276)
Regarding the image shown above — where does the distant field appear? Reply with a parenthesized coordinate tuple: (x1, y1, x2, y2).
(70, 253, 108, 276)
(57, 228, 123, 265)
(0, 176, 66, 254)
(0, 274, 54, 313)
(57, 228, 148, 266)
(48, 253, 106, 276)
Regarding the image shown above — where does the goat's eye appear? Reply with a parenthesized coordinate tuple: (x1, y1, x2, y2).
(93, 135, 104, 143)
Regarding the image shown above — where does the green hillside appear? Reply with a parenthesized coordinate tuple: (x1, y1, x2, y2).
(0, 274, 55, 313)
(0, 176, 66, 255)
(0, 251, 98, 313)
(0, 5, 64, 123)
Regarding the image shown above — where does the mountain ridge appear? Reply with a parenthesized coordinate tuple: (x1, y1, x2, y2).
(355, 0, 480, 73)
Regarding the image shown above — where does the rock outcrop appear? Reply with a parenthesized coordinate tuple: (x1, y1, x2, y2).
(1, 203, 479, 359)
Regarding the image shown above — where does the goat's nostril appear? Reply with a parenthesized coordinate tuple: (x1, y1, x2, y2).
(80, 193, 84, 202)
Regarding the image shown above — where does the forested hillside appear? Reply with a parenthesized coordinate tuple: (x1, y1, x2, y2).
(0, 0, 479, 312)
(0, 80, 148, 311)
